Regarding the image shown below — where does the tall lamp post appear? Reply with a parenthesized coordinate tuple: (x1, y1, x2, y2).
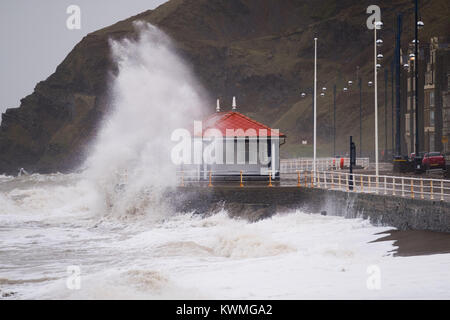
(313, 37, 318, 183)
(333, 84, 336, 156)
(384, 68, 388, 160)
(414, 0, 424, 159)
(359, 78, 362, 157)
(374, 20, 383, 177)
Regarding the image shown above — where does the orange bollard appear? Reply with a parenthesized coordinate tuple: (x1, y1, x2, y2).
(304, 171, 308, 187)
(268, 170, 273, 187)
(208, 170, 213, 187)
(240, 171, 244, 187)
(297, 171, 301, 187)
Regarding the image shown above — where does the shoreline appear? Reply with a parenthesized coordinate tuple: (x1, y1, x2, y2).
(373, 229, 450, 257)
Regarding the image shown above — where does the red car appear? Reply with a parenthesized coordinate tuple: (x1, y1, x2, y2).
(422, 152, 446, 170)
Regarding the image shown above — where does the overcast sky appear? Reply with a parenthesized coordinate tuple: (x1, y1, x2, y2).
(0, 0, 167, 115)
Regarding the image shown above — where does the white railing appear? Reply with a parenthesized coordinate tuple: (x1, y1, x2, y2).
(176, 169, 450, 201)
(280, 157, 370, 173)
(296, 170, 450, 201)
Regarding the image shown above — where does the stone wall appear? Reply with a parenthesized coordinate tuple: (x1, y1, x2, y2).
(167, 186, 450, 232)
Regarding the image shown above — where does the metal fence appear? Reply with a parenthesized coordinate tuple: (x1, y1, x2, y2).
(297, 170, 450, 201)
(176, 168, 450, 202)
(280, 157, 370, 173)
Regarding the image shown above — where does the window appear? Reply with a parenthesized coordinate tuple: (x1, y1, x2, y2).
(430, 110, 435, 127)
(429, 152, 440, 156)
(445, 109, 450, 121)
(430, 91, 435, 107)
(405, 114, 410, 134)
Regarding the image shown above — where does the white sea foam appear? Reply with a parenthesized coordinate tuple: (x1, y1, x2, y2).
(83, 22, 207, 219)
(2, 195, 449, 300)
(1, 24, 449, 300)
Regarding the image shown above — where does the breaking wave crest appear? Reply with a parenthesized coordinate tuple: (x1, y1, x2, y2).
(83, 22, 207, 218)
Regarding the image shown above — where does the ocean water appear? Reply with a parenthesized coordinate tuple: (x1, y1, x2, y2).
(1, 173, 450, 300)
(1, 23, 449, 300)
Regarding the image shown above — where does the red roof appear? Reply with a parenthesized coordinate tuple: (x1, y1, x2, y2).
(196, 111, 286, 137)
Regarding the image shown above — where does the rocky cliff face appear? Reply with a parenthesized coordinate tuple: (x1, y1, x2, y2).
(0, 0, 448, 174)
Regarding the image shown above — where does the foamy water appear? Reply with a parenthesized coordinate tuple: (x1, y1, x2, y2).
(1, 23, 450, 300)
(1, 173, 450, 300)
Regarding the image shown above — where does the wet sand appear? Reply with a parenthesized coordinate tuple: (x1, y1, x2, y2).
(373, 229, 450, 257)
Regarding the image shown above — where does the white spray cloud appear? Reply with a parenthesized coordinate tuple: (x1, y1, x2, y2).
(84, 22, 207, 218)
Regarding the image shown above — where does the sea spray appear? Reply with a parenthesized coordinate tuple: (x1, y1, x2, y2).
(84, 22, 208, 218)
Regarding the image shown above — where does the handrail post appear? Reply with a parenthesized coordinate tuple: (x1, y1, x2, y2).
(361, 175, 363, 192)
(338, 173, 341, 190)
(297, 171, 301, 187)
(268, 170, 273, 187)
(331, 172, 334, 190)
(310, 171, 314, 188)
(323, 172, 327, 189)
(240, 170, 244, 188)
(410, 179, 414, 199)
(401, 177, 405, 197)
(441, 180, 444, 201)
(180, 171, 185, 187)
(376, 176, 379, 194)
(430, 180, 434, 200)
(420, 179, 424, 199)
(346, 173, 350, 192)
(368, 176, 371, 193)
(384, 176, 387, 195)
(317, 171, 321, 188)
(392, 178, 396, 196)
(208, 170, 213, 187)
(305, 171, 308, 188)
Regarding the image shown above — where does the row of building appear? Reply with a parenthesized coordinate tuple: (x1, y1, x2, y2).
(403, 36, 450, 156)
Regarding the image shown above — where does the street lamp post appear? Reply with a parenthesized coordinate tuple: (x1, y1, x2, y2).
(374, 20, 383, 177)
(333, 84, 336, 157)
(359, 78, 362, 157)
(385, 68, 388, 160)
(391, 62, 394, 156)
(313, 37, 318, 183)
(414, 0, 424, 160)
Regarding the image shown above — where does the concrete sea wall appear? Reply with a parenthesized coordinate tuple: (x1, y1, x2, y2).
(168, 186, 450, 232)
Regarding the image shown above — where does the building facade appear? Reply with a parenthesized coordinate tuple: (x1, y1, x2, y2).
(403, 37, 449, 156)
(424, 37, 450, 154)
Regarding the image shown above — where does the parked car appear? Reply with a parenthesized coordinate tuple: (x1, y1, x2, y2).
(422, 152, 446, 170)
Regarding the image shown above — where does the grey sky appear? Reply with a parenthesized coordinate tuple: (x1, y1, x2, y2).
(0, 0, 167, 115)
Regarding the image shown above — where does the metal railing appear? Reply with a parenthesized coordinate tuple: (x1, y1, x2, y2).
(280, 157, 370, 173)
(176, 169, 450, 201)
(299, 170, 450, 201)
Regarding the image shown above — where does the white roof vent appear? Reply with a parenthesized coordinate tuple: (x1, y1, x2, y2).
(216, 99, 220, 113)
(232, 96, 237, 110)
